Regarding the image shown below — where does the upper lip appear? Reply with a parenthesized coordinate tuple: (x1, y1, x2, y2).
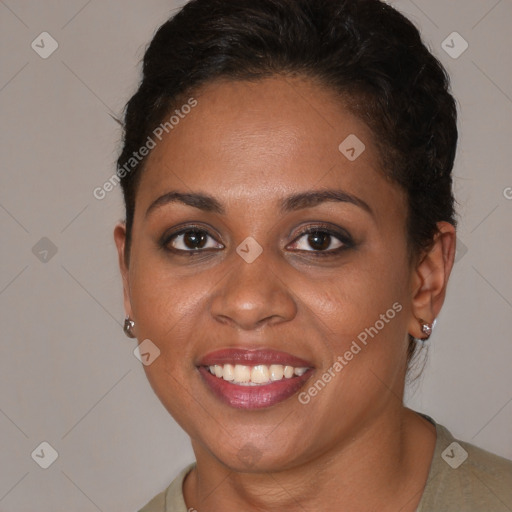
(197, 348, 314, 368)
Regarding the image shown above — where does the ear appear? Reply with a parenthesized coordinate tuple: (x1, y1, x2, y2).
(408, 221, 456, 339)
(113, 222, 133, 322)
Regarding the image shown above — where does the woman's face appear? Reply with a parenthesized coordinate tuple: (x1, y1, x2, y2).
(116, 76, 426, 471)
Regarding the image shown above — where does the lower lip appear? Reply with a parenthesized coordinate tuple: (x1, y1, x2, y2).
(198, 366, 313, 409)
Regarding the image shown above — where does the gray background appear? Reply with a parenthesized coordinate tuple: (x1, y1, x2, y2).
(0, 0, 511, 510)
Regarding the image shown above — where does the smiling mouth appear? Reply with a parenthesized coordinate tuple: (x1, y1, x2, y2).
(196, 348, 315, 409)
(204, 363, 309, 385)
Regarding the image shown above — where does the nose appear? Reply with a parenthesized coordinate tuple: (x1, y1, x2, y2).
(209, 250, 298, 331)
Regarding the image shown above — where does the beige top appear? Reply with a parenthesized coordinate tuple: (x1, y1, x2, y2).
(138, 414, 512, 512)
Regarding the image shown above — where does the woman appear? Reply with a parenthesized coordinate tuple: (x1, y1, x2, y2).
(113, 0, 512, 510)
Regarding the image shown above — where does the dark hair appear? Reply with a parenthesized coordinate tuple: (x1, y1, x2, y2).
(117, 0, 458, 368)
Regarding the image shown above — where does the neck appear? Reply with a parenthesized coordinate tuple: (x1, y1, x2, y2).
(184, 406, 436, 512)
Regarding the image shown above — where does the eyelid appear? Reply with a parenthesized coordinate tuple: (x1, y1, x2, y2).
(285, 223, 354, 256)
(289, 223, 353, 243)
(160, 222, 354, 255)
(160, 223, 224, 251)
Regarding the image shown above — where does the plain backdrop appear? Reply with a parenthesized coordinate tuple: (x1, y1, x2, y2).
(1, 0, 511, 510)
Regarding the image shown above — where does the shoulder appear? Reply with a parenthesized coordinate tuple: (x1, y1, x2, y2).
(138, 463, 196, 512)
(417, 416, 512, 512)
(138, 490, 166, 512)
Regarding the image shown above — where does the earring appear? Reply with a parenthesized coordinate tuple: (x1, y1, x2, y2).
(123, 316, 136, 338)
(418, 318, 434, 340)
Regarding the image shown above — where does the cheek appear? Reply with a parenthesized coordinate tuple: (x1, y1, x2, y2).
(128, 257, 207, 424)
(300, 259, 408, 340)
(295, 271, 409, 418)
(129, 250, 206, 335)
(127, 259, 211, 406)
(294, 251, 411, 403)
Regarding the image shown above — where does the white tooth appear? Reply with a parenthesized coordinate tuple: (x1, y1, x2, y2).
(251, 365, 270, 384)
(234, 364, 251, 382)
(283, 365, 294, 378)
(209, 365, 215, 375)
(222, 364, 235, 381)
(294, 367, 308, 376)
(214, 365, 223, 378)
(269, 364, 284, 381)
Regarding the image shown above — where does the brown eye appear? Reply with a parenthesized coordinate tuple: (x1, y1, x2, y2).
(165, 228, 224, 252)
(290, 229, 345, 252)
(182, 230, 208, 249)
(306, 231, 333, 251)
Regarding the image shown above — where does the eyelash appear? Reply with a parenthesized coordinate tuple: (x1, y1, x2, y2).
(291, 224, 354, 257)
(159, 223, 354, 257)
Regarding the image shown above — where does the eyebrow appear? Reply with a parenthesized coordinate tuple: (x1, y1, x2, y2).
(145, 189, 373, 217)
(280, 189, 372, 216)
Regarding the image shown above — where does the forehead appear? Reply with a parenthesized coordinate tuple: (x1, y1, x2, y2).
(136, 76, 404, 216)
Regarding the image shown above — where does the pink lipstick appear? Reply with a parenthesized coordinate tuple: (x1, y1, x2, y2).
(197, 348, 314, 409)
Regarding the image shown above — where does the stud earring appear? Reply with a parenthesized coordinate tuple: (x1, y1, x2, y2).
(123, 316, 136, 338)
(418, 318, 435, 340)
